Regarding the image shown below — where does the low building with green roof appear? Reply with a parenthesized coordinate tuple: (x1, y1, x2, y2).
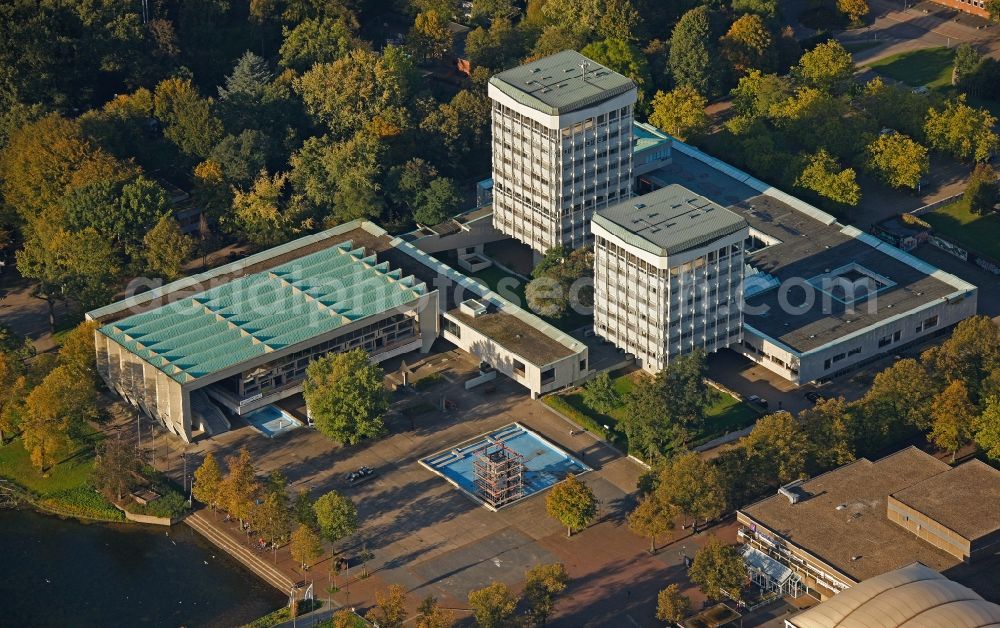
(89, 221, 587, 442)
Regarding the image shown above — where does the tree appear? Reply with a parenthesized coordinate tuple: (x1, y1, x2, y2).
(721, 13, 776, 75)
(661, 351, 711, 428)
(279, 17, 360, 72)
(925, 96, 999, 163)
(649, 86, 709, 141)
(220, 447, 259, 526)
(293, 488, 318, 528)
(290, 523, 324, 572)
(862, 358, 937, 432)
(954, 43, 982, 86)
(580, 39, 653, 96)
(230, 170, 309, 247)
(218, 51, 273, 103)
(800, 396, 857, 469)
(209, 130, 269, 189)
(290, 131, 386, 224)
(930, 380, 977, 461)
(21, 365, 97, 471)
(193, 452, 224, 510)
(464, 18, 527, 70)
(792, 40, 854, 92)
(414, 177, 461, 225)
(256, 491, 293, 554)
(526, 276, 569, 318)
(989, 0, 1000, 23)
(656, 584, 692, 624)
(58, 320, 98, 384)
(669, 7, 718, 96)
(742, 412, 809, 485)
(313, 490, 358, 545)
(416, 595, 455, 628)
(545, 474, 597, 537)
(366, 584, 408, 628)
(628, 493, 676, 553)
(144, 215, 195, 281)
(795, 149, 861, 207)
(730, 70, 793, 120)
(582, 372, 621, 414)
(688, 537, 747, 601)
(621, 373, 688, 460)
(153, 78, 224, 159)
(733, 0, 779, 19)
(837, 0, 869, 23)
(409, 11, 452, 63)
(524, 562, 569, 626)
(0, 351, 27, 444)
(867, 133, 929, 191)
(921, 316, 1000, 401)
(304, 349, 388, 445)
(295, 47, 416, 136)
(655, 452, 726, 531)
(859, 77, 929, 139)
(468, 582, 518, 628)
(93, 436, 141, 501)
(965, 163, 999, 215)
(975, 396, 1000, 463)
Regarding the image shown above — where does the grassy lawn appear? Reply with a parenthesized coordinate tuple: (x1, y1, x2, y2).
(543, 369, 761, 455)
(922, 197, 1000, 259)
(470, 265, 592, 333)
(0, 438, 96, 496)
(867, 47, 955, 90)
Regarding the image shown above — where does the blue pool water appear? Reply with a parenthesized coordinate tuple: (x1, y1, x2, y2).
(244, 405, 303, 438)
(421, 423, 591, 507)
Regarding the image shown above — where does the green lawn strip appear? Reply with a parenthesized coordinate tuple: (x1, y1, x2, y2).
(0, 427, 124, 521)
(543, 369, 760, 454)
(867, 47, 955, 89)
(922, 197, 1000, 260)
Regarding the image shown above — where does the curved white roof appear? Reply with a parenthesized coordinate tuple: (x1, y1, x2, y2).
(790, 563, 1000, 628)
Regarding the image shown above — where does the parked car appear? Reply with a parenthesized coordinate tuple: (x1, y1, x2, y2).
(345, 466, 375, 484)
(805, 391, 824, 404)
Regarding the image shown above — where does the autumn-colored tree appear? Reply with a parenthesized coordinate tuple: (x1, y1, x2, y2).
(0, 351, 27, 444)
(688, 537, 747, 601)
(742, 412, 809, 486)
(799, 396, 857, 469)
(416, 595, 455, 628)
(57, 320, 99, 384)
(862, 358, 937, 433)
(366, 584, 408, 628)
(523, 562, 569, 625)
(867, 133, 929, 191)
(290, 523, 324, 572)
(975, 396, 1000, 463)
(144, 215, 195, 281)
(409, 11, 452, 62)
(793, 40, 854, 92)
(655, 452, 726, 531)
(838, 0, 870, 23)
(924, 96, 999, 163)
(921, 316, 1000, 402)
(656, 584, 692, 623)
(468, 582, 519, 628)
(628, 493, 677, 553)
(965, 163, 999, 215)
(21, 365, 97, 471)
(930, 380, 977, 461)
(230, 170, 309, 247)
(649, 86, 709, 141)
(256, 491, 293, 555)
(545, 474, 598, 537)
(193, 452, 224, 511)
(721, 13, 776, 75)
(219, 447, 260, 526)
(153, 77, 224, 159)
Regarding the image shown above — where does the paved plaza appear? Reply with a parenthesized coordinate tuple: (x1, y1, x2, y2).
(135, 344, 752, 625)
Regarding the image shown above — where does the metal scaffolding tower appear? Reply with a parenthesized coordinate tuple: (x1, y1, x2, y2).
(473, 442, 525, 509)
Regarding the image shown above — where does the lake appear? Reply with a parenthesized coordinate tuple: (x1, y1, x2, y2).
(0, 509, 285, 627)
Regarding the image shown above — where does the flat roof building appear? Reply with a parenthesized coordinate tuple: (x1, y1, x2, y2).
(642, 139, 977, 384)
(592, 185, 749, 371)
(737, 447, 1000, 600)
(489, 50, 637, 253)
(89, 221, 587, 442)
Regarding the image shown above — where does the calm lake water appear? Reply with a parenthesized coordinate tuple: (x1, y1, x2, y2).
(0, 509, 284, 627)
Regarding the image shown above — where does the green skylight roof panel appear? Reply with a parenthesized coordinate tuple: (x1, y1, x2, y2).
(99, 237, 427, 383)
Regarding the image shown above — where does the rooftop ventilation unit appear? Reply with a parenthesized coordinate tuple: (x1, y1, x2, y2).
(778, 479, 808, 504)
(460, 298, 488, 318)
(634, 203, 646, 210)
